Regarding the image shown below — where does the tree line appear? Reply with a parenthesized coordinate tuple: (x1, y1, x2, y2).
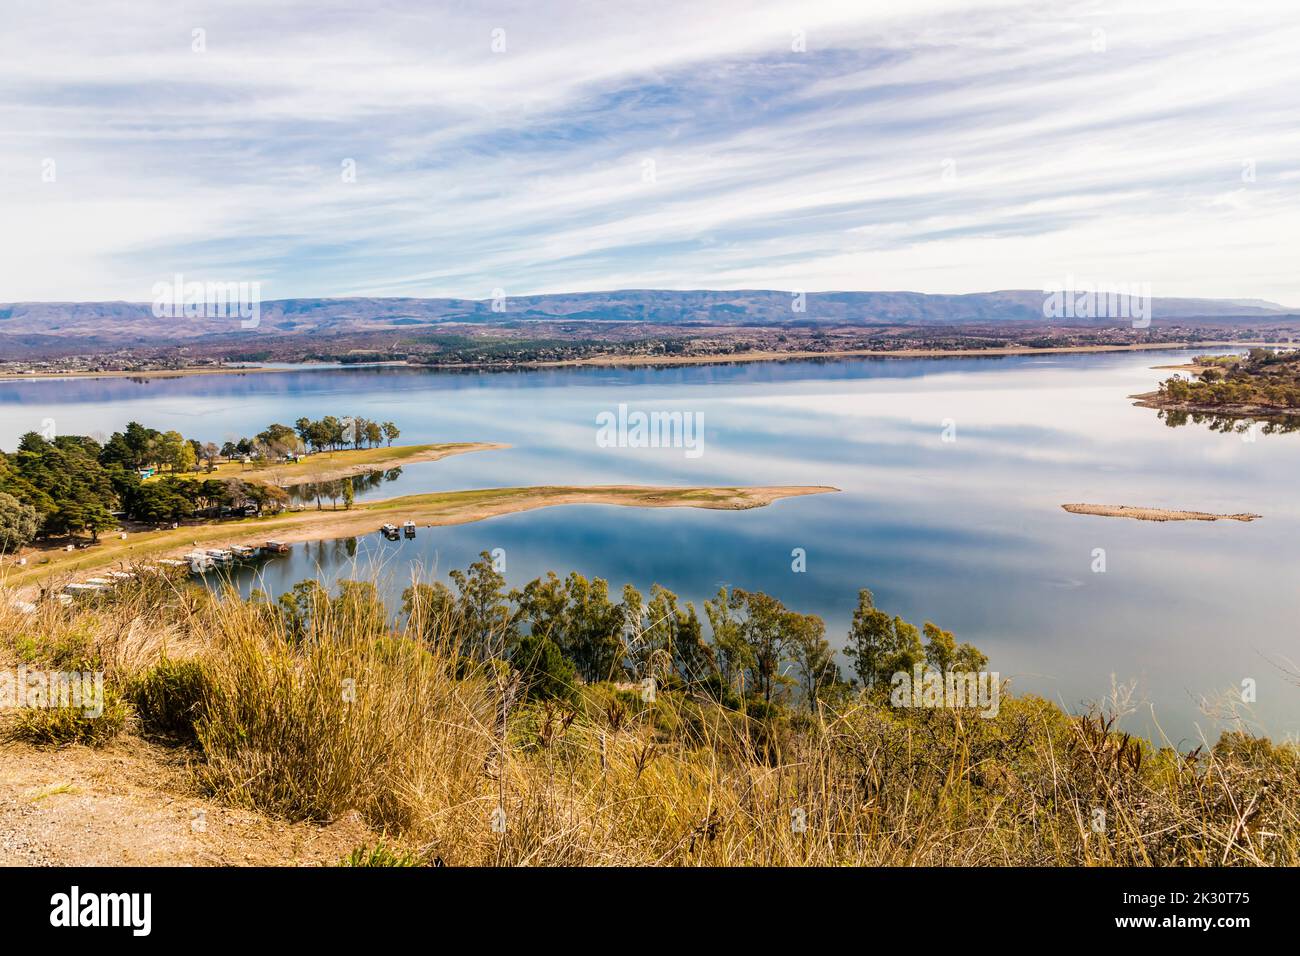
(259, 552, 988, 713)
(216, 416, 399, 461)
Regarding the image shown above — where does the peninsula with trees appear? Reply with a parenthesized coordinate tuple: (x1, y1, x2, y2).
(1136, 348, 1300, 433)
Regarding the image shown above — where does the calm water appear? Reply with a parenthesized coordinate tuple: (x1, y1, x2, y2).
(5, 352, 1298, 743)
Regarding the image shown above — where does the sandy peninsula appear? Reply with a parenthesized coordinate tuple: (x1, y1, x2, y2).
(1062, 503, 1261, 522)
(4, 485, 838, 589)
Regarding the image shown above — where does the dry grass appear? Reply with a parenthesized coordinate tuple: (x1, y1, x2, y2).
(1, 579, 1296, 866)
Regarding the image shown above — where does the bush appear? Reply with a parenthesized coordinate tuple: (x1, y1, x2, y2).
(512, 634, 579, 705)
(5, 685, 130, 747)
(127, 658, 211, 744)
(196, 598, 496, 830)
(340, 842, 422, 867)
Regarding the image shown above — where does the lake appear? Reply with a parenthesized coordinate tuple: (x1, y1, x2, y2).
(4, 351, 1297, 744)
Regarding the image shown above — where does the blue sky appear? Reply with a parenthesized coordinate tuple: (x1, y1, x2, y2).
(2, 0, 1298, 304)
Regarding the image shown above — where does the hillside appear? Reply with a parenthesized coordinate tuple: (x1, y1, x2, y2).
(1, 290, 1294, 351)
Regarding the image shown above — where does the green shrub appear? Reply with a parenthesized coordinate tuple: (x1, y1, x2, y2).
(512, 634, 578, 705)
(6, 685, 130, 747)
(127, 658, 211, 744)
(13, 625, 96, 669)
(340, 842, 422, 867)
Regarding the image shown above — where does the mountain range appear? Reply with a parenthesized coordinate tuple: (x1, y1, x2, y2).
(1, 290, 1295, 352)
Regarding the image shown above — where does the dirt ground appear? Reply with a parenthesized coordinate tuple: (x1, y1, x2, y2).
(0, 738, 373, 866)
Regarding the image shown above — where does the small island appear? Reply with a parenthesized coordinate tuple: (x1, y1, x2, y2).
(1062, 503, 1261, 522)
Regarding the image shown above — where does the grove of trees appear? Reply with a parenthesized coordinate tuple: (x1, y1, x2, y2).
(0, 412, 402, 548)
(262, 551, 989, 715)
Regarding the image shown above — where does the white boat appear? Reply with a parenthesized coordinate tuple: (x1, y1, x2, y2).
(185, 551, 215, 573)
(205, 548, 234, 563)
(402, 520, 416, 538)
(64, 582, 107, 594)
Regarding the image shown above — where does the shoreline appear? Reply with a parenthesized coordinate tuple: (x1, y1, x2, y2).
(3, 484, 838, 592)
(1, 340, 1278, 382)
(1130, 391, 1300, 420)
(530, 341, 1261, 369)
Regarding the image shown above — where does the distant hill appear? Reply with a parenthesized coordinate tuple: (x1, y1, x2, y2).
(0, 290, 1294, 348)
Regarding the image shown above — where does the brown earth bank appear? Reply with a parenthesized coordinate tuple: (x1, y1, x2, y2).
(1062, 503, 1261, 522)
(0, 738, 374, 865)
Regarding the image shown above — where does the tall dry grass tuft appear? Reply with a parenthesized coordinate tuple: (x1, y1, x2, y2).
(195, 584, 497, 836)
(2, 573, 1297, 866)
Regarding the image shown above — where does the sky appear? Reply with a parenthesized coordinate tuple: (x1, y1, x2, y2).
(1, 0, 1298, 305)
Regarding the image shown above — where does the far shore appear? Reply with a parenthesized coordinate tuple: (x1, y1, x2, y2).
(1062, 503, 1261, 522)
(534, 341, 1272, 369)
(3, 484, 838, 593)
(0, 361, 410, 382)
(1, 340, 1283, 382)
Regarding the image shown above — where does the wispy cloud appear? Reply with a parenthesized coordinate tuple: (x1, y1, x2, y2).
(2, 0, 1297, 303)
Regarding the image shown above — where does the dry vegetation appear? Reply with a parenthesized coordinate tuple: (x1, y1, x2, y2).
(1, 574, 1296, 867)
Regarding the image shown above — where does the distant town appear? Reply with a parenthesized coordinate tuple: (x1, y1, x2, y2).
(4, 320, 1296, 378)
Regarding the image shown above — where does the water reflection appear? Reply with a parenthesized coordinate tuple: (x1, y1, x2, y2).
(1157, 408, 1300, 435)
(284, 467, 403, 506)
